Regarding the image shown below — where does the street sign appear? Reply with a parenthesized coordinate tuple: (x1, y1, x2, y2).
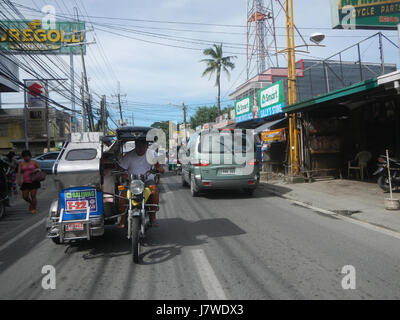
(0, 19, 86, 54)
(331, 0, 400, 30)
(258, 81, 284, 119)
(235, 96, 253, 123)
(25, 80, 48, 108)
(27, 108, 46, 137)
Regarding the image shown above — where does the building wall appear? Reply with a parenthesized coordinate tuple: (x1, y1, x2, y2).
(0, 119, 23, 150)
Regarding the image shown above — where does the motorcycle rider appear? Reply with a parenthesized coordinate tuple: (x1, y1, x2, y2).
(119, 139, 164, 226)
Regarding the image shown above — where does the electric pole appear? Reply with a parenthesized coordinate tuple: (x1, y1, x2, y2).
(112, 81, 127, 127)
(182, 102, 187, 144)
(286, 0, 299, 176)
(80, 72, 87, 132)
(64, 7, 96, 132)
(100, 95, 107, 134)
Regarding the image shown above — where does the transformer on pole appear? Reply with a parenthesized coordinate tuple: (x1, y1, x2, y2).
(246, 0, 278, 79)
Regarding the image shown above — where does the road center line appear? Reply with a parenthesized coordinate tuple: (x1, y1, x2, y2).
(191, 248, 228, 300)
(0, 218, 46, 253)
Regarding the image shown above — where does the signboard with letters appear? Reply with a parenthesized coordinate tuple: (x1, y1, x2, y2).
(261, 128, 286, 143)
(235, 96, 253, 123)
(0, 19, 86, 54)
(25, 80, 48, 108)
(331, 0, 400, 30)
(258, 81, 284, 119)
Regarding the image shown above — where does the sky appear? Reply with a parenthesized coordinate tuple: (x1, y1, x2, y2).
(1, 0, 399, 127)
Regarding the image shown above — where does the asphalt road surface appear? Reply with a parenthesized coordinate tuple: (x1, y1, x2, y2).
(1, 173, 400, 299)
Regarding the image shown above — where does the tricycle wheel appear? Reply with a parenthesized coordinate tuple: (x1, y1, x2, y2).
(51, 237, 61, 245)
(131, 217, 141, 263)
(0, 202, 5, 220)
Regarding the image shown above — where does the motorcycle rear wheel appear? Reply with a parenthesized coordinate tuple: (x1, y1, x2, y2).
(377, 176, 391, 192)
(131, 217, 141, 263)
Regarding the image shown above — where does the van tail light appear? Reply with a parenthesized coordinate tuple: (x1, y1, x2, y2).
(248, 160, 258, 166)
(194, 160, 210, 167)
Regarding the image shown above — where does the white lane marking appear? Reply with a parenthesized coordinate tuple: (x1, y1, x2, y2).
(191, 249, 227, 300)
(0, 218, 46, 253)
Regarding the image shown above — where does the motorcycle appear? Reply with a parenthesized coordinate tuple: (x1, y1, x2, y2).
(373, 155, 400, 192)
(125, 169, 159, 262)
(174, 162, 182, 175)
(47, 127, 160, 263)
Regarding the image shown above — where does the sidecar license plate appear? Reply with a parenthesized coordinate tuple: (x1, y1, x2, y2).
(65, 222, 84, 232)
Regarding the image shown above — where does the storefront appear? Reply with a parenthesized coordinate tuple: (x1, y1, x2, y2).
(284, 70, 400, 180)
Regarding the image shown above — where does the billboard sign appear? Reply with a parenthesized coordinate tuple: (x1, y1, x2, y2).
(27, 108, 47, 137)
(235, 96, 253, 123)
(25, 80, 48, 108)
(0, 19, 86, 54)
(331, 0, 400, 30)
(258, 81, 284, 119)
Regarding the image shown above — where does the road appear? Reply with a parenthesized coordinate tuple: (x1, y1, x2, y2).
(1, 173, 400, 299)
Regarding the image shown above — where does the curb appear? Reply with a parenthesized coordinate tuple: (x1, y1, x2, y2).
(260, 183, 400, 239)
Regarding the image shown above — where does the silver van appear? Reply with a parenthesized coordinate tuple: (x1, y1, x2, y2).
(181, 129, 260, 197)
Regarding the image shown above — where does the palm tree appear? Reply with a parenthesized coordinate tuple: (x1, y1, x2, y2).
(201, 44, 236, 115)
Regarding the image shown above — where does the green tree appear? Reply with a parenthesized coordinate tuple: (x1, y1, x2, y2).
(201, 44, 236, 115)
(189, 106, 219, 129)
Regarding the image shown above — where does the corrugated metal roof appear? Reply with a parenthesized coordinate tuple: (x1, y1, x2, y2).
(283, 78, 378, 113)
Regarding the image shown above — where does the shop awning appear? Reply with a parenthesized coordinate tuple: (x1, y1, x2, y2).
(254, 118, 286, 133)
(283, 78, 379, 114)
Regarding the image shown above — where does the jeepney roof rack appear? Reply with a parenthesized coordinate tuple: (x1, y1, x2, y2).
(116, 126, 154, 142)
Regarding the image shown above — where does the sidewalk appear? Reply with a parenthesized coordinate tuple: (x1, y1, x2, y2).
(260, 177, 400, 233)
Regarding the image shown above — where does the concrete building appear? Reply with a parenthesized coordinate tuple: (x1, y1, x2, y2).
(0, 107, 71, 155)
(229, 58, 397, 125)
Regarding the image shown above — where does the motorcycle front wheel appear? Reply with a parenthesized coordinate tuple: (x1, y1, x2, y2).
(131, 217, 141, 263)
(377, 176, 391, 192)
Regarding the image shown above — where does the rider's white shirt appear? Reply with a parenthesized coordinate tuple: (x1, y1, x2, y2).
(119, 149, 154, 181)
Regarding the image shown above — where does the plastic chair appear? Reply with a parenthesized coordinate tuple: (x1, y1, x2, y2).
(348, 151, 372, 180)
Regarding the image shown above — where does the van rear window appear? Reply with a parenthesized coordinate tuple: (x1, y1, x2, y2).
(66, 149, 97, 161)
(198, 132, 254, 154)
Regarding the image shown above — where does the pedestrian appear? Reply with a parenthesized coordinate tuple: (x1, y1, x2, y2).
(17, 150, 41, 214)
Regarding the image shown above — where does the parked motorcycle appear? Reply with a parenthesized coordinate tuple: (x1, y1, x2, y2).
(175, 162, 182, 175)
(373, 155, 400, 192)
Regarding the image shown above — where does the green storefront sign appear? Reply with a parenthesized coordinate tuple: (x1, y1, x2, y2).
(331, 0, 400, 30)
(258, 80, 284, 119)
(235, 96, 253, 123)
(0, 19, 86, 54)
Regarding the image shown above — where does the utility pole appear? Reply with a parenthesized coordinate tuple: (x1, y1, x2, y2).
(23, 80, 29, 150)
(69, 49, 75, 132)
(100, 95, 107, 134)
(64, 7, 96, 132)
(112, 81, 127, 127)
(80, 72, 87, 132)
(285, 0, 299, 176)
(45, 80, 50, 151)
(182, 102, 187, 144)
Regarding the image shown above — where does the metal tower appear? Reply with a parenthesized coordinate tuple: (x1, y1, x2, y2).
(246, 0, 278, 79)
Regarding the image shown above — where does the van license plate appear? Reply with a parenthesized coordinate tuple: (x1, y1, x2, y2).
(220, 169, 235, 175)
(65, 222, 84, 232)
